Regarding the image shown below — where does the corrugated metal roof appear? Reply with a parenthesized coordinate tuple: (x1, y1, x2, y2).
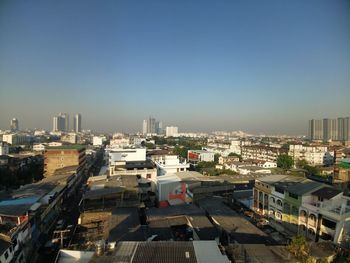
(193, 241, 230, 263)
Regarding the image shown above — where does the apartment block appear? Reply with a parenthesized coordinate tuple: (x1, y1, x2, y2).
(288, 144, 334, 166)
(241, 145, 287, 162)
(44, 145, 86, 176)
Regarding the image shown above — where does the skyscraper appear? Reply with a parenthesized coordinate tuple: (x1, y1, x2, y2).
(147, 117, 156, 134)
(10, 118, 19, 131)
(156, 121, 163, 135)
(309, 117, 350, 142)
(53, 113, 69, 132)
(142, 119, 147, 134)
(74, 114, 82, 133)
(62, 113, 69, 132)
(142, 117, 163, 134)
(308, 119, 323, 140)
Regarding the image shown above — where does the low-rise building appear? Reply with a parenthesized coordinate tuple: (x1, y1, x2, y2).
(257, 161, 277, 168)
(155, 155, 189, 176)
(253, 175, 349, 245)
(60, 133, 77, 144)
(187, 150, 215, 164)
(108, 148, 146, 166)
(2, 134, 28, 145)
(253, 175, 324, 232)
(299, 186, 350, 245)
(218, 155, 240, 165)
(92, 136, 106, 146)
(241, 145, 286, 163)
(336, 158, 350, 182)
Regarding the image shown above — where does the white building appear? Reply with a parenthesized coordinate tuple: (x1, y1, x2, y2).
(257, 161, 277, 168)
(108, 148, 146, 166)
(166, 126, 179, 137)
(47, 142, 63, 147)
(155, 155, 190, 176)
(93, 136, 106, 146)
(33, 143, 46, 152)
(288, 144, 333, 166)
(187, 150, 215, 163)
(230, 140, 241, 155)
(61, 133, 77, 144)
(110, 137, 130, 148)
(2, 134, 28, 145)
(299, 187, 350, 244)
(0, 142, 9, 155)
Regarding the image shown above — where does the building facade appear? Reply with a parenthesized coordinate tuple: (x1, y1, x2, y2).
(309, 117, 350, 142)
(187, 150, 215, 164)
(165, 126, 178, 137)
(73, 113, 82, 133)
(288, 144, 333, 166)
(44, 145, 86, 176)
(155, 155, 190, 176)
(10, 118, 19, 132)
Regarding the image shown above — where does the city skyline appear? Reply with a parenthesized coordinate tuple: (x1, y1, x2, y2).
(1, 0, 349, 134)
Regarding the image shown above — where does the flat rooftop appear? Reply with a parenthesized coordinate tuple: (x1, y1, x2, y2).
(146, 204, 219, 240)
(198, 197, 276, 245)
(47, 144, 86, 150)
(90, 241, 229, 263)
(108, 208, 144, 242)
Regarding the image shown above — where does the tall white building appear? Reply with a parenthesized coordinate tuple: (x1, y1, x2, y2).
(166, 126, 178, 137)
(73, 114, 82, 133)
(142, 117, 163, 134)
(53, 113, 69, 132)
(10, 118, 19, 131)
(142, 119, 148, 134)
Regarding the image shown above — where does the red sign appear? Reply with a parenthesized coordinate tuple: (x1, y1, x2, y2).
(188, 152, 200, 161)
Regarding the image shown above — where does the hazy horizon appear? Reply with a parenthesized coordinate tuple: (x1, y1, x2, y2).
(1, 0, 349, 135)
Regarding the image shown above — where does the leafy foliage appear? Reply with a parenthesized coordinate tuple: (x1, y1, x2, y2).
(296, 159, 321, 176)
(277, 154, 293, 170)
(288, 235, 309, 261)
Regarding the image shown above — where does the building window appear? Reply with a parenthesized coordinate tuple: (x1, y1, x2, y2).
(146, 174, 151, 179)
(276, 199, 283, 207)
(322, 218, 336, 230)
(275, 186, 284, 194)
(288, 192, 298, 199)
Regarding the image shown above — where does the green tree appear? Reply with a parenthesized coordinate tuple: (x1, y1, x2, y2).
(288, 235, 309, 261)
(296, 159, 309, 169)
(277, 154, 293, 170)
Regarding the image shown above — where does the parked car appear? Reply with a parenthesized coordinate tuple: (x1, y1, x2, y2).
(244, 211, 254, 218)
(257, 218, 269, 228)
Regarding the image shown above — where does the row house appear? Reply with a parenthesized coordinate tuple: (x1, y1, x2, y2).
(253, 175, 324, 233)
(241, 145, 287, 163)
(253, 175, 349, 245)
(0, 167, 85, 262)
(299, 187, 350, 245)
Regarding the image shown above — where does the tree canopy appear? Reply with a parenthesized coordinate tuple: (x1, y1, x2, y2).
(277, 154, 293, 170)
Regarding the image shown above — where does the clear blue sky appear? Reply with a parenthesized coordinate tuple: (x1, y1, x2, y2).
(0, 0, 349, 134)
